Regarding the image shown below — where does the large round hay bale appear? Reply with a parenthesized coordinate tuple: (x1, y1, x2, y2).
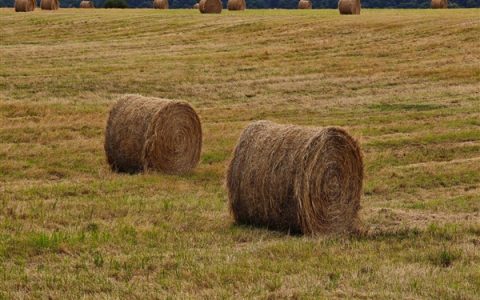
(431, 0, 448, 8)
(79, 0, 95, 8)
(40, 0, 59, 10)
(105, 95, 202, 174)
(298, 0, 312, 9)
(199, 0, 222, 14)
(338, 0, 360, 15)
(226, 121, 364, 235)
(153, 0, 168, 9)
(15, 0, 35, 11)
(227, 0, 246, 10)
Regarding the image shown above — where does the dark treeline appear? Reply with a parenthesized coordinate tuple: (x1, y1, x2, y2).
(2, 0, 479, 9)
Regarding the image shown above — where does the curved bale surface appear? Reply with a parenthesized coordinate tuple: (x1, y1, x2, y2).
(15, 0, 35, 11)
(40, 0, 59, 10)
(79, 0, 95, 8)
(338, 0, 360, 15)
(298, 0, 312, 9)
(153, 0, 168, 9)
(431, 0, 448, 8)
(227, 0, 246, 10)
(226, 121, 364, 235)
(105, 95, 202, 175)
(199, 0, 222, 14)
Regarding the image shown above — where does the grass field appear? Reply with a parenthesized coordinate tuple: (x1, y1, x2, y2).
(1, 8, 480, 299)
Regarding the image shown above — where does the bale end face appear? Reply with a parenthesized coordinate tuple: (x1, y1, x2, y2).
(105, 95, 202, 175)
(226, 121, 364, 235)
(199, 0, 222, 13)
(298, 0, 312, 9)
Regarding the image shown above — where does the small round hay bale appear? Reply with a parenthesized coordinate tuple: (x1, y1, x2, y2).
(226, 121, 364, 235)
(193, 3, 199, 9)
(105, 95, 202, 174)
(79, 0, 95, 8)
(298, 0, 312, 9)
(227, 0, 246, 11)
(40, 0, 59, 10)
(431, 0, 448, 8)
(338, 0, 360, 15)
(15, 0, 35, 11)
(153, 0, 168, 9)
(199, 0, 222, 14)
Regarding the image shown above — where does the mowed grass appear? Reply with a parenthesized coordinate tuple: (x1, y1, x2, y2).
(1, 8, 479, 298)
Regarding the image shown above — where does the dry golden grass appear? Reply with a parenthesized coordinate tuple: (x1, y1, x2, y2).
(0, 8, 479, 299)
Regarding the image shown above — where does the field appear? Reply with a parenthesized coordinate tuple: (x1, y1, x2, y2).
(1, 8, 479, 299)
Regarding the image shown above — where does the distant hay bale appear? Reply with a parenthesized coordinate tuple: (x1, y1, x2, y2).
(15, 0, 35, 11)
(153, 0, 168, 9)
(79, 0, 95, 8)
(298, 0, 312, 9)
(193, 3, 199, 9)
(199, 0, 222, 14)
(226, 121, 364, 235)
(40, 0, 59, 10)
(105, 95, 202, 174)
(431, 0, 448, 8)
(227, 0, 246, 10)
(338, 0, 360, 15)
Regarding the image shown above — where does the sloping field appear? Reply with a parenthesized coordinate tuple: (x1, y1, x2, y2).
(0, 8, 479, 298)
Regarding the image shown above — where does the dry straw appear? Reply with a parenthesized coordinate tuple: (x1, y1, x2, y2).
(153, 0, 169, 9)
(298, 0, 312, 9)
(105, 95, 202, 175)
(15, 0, 35, 11)
(40, 0, 59, 10)
(338, 0, 361, 15)
(79, 0, 95, 8)
(226, 121, 364, 235)
(227, 0, 246, 10)
(199, 0, 222, 14)
(431, 0, 448, 8)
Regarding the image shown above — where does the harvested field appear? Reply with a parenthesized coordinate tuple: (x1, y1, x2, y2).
(0, 8, 479, 299)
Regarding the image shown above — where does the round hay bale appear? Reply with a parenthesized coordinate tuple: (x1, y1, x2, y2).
(338, 0, 360, 15)
(15, 0, 35, 11)
(226, 121, 364, 235)
(105, 95, 202, 174)
(193, 3, 199, 9)
(40, 0, 59, 10)
(199, 0, 222, 14)
(79, 0, 95, 8)
(298, 0, 312, 9)
(431, 0, 448, 8)
(227, 0, 246, 11)
(153, 0, 168, 9)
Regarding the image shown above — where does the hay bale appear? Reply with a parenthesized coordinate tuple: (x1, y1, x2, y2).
(227, 0, 246, 10)
(226, 121, 364, 235)
(338, 0, 360, 15)
(40, 0, 59, 10)
(15, 0, 35, 11)
(193, 3, 199, 9)
(431, 0, 448, 8)
(199, 0, 222, 14)
(153, 0, 168, 9)
(298, 0, 312, 9)
(79, 0, 95, 8)
(104, 95, 202, 174)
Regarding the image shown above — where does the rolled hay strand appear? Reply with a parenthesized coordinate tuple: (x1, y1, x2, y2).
(338, 0, 360, 15)
(227, 0, 246, 10)
(40, 0, 59, 10)
(298, 0, 312, 9)
(79, 0, 95, 8)
(153, 0, 168, 9)
(226, 121, 364, 235)
(15, 0, 35, 11)
(199, 0, 222, 14)
(105, 95, 202, 174)
(431, 0, 448, 8)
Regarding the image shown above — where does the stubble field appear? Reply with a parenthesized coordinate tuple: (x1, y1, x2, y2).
(0, 8, 479, 299)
